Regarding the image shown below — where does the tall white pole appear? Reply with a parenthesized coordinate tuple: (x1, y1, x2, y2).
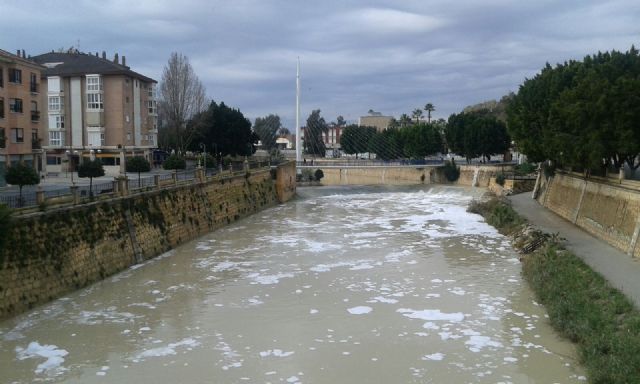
(296, 57, 301, 163)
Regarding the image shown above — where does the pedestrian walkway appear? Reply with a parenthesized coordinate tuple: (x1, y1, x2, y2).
(508, 192, 640, 308)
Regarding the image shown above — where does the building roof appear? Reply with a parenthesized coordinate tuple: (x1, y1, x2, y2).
(30, 51, 156, 83)
(0, 49, 46, 71)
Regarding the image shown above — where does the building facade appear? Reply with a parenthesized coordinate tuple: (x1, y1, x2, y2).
(0, 49, 46, 185)
(31, 50, 157, 176)
(359, 113, 393, 132)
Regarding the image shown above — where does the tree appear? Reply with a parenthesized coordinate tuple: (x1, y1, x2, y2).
(304, 109, 328, 157)
(336, 115, 346, 127)
(401, 124, 443, 159)
(368, 127, 403, 160)
(5, 164, 39, 207)
(446, 111, 510, 163)
(77, 159, 105, 199)
(340, 125, 376, 158)
(190, 101, 257, 157)
(278, 127, 291, 136)
(253, 114, 282, 150)
(126, 156, 151, 187)
(412, 109, 423, 123)
(399, 114, 412, 127)
(162, 154, 186, 170)
(424, 103, 435, 123)
(159, 52, 208, 154)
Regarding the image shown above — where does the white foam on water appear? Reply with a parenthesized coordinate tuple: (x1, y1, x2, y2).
(422, 353, 445, 361)
(367, 296, 398, 304)
(465, 335, 504, 352)
(136, 338, 200, 359)
(310, 262, 353, 273)
(247, 272, 294, 285)
(16, 341, 69, 375)
(350, 262, 375, 270)
(348, 306, 373, 315)
(74, 308, 139, 325)
(286, 376, 300, 383)
(259, 349, 295, 358)
(310, 309, 319, 314)
(397, 308, 465, 322)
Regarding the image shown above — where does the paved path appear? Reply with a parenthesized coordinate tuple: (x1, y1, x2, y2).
(509, 192, 640, 308)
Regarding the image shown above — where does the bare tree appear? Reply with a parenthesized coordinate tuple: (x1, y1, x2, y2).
(159, 52, 208, 153)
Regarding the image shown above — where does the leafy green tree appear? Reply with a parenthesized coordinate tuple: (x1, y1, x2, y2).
(126, 156, 151, 187)
(446, 111, 510, 162)
(77, 159, 105, 198)
(335, 115, 346, 127)
(340, 125, 376, 158)
(368, 128, 403, 160)
(399, 114, 412, 127)
(424, 103, 435, 123)
(304, 109, 328, 157)
(253, 114, 282, 150)
(314, 169, 324, 181)
(401, 124, 443, 159)
(5, 163, 39, 206)
(162, 154, 186, 170)
(190, 101, 258, 157)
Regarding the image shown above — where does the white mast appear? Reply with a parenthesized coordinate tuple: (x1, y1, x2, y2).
(296, 57, 301, 163)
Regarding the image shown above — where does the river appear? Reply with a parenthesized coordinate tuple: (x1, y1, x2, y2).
(0, 185, 584, 383)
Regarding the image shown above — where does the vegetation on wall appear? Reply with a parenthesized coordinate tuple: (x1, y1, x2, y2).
(442, 158, 461, 182)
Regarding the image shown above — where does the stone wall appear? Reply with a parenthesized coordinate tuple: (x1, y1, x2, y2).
(536, 172, 640, 258)
(488, 177, 536, 196)
(0, 163, 296, 319)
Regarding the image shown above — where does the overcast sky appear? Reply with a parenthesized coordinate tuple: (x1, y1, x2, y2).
(2, 0, 638, 128)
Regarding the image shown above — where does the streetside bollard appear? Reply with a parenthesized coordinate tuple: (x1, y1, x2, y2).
(36, 186, 45, 205)
(154, 174, 161, 190)
(70, 185, 79, 204)
(173, 170, 178, 186)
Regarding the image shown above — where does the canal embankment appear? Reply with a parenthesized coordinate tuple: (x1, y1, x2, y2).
(0, 162, 296, 319)
(469, 196, 640, 383)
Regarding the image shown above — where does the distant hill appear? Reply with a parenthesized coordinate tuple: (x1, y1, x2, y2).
(462, 92, 514, 122)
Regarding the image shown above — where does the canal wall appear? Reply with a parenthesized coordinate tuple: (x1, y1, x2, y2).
(315, 164, 505, 187)
(0, 162, 296, 319)
(536, 172, 640, 258)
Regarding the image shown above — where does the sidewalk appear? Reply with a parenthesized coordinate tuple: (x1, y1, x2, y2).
(508, 192, 640, 308)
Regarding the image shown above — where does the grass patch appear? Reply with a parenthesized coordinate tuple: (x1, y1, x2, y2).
(467, 198, 524, 235)
(523, 245, 640, 383)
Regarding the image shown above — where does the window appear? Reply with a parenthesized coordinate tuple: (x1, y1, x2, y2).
(49, 131, 63, 146)
(86, 75, 102, 91)
(31, 129, 38, 142)
(148, 84, 156, 98)
(47, 156, 62, 165)
(147, 100, 157, 114)
(0, 128, 5, 148)
(0, 97, 4, 119)
(48, 77, 61, 93)
(9, 68, 21, 84)
(48, 96, 63, 111)
(31, 101, 39, 121)
(87, 93, 103, 110)
(9, 98, 23, 113)
(12, 128, 24, 143)
(30, 73, 37, 93)
(0, 67, 3, 87)
(55, 115, 65, 129)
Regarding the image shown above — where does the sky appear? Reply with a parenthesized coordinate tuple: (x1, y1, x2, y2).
(1, 0, 639, 128)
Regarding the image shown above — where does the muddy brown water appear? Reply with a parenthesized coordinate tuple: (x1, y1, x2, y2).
(0, 185, 585, 383)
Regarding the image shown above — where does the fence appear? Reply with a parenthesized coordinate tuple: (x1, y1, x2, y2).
(0, 161, 272, 210)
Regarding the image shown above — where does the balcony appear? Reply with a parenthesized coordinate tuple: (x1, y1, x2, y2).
(31, 138, 42, 150)
(30, 82, 38, 93)
(31, 110, 40, 122)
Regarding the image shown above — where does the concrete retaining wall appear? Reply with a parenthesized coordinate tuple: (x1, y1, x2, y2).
(537, 172, 640, 258)
(0, 162, 296, 319)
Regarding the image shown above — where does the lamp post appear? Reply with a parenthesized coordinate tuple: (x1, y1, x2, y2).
(200, 143, 206, 174)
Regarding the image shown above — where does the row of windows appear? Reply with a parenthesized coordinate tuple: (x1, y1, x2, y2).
(0, 98, 39, 116)
(0, 68, 38, 91)
(0, 127, 38, 144)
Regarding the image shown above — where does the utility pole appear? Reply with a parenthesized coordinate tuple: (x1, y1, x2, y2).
(296, 57, 301, 163)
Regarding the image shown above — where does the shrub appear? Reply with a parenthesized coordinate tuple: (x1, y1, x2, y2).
(467, 198, 524, 235)
(5, 163, 40, 206)
(314, 169, 324, 181)
(443, 158, 460, 182)
(163, 155, 186, 170)
(0, 203, 12, 248)
(514, 162, 537, 175)
(496, 173, 506, 186)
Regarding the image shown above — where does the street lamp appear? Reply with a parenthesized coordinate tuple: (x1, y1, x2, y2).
(200, 143, 206, 174)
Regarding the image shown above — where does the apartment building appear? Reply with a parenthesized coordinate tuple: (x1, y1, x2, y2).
(359, 112, 393, 132)
(0, 49, 45, 186)
(31, 50, 157, 176)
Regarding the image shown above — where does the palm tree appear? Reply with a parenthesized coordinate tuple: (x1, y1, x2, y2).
(424, 103, 435, 123)
(399, 114, 412, 127)
(412, 108, 423, 124)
